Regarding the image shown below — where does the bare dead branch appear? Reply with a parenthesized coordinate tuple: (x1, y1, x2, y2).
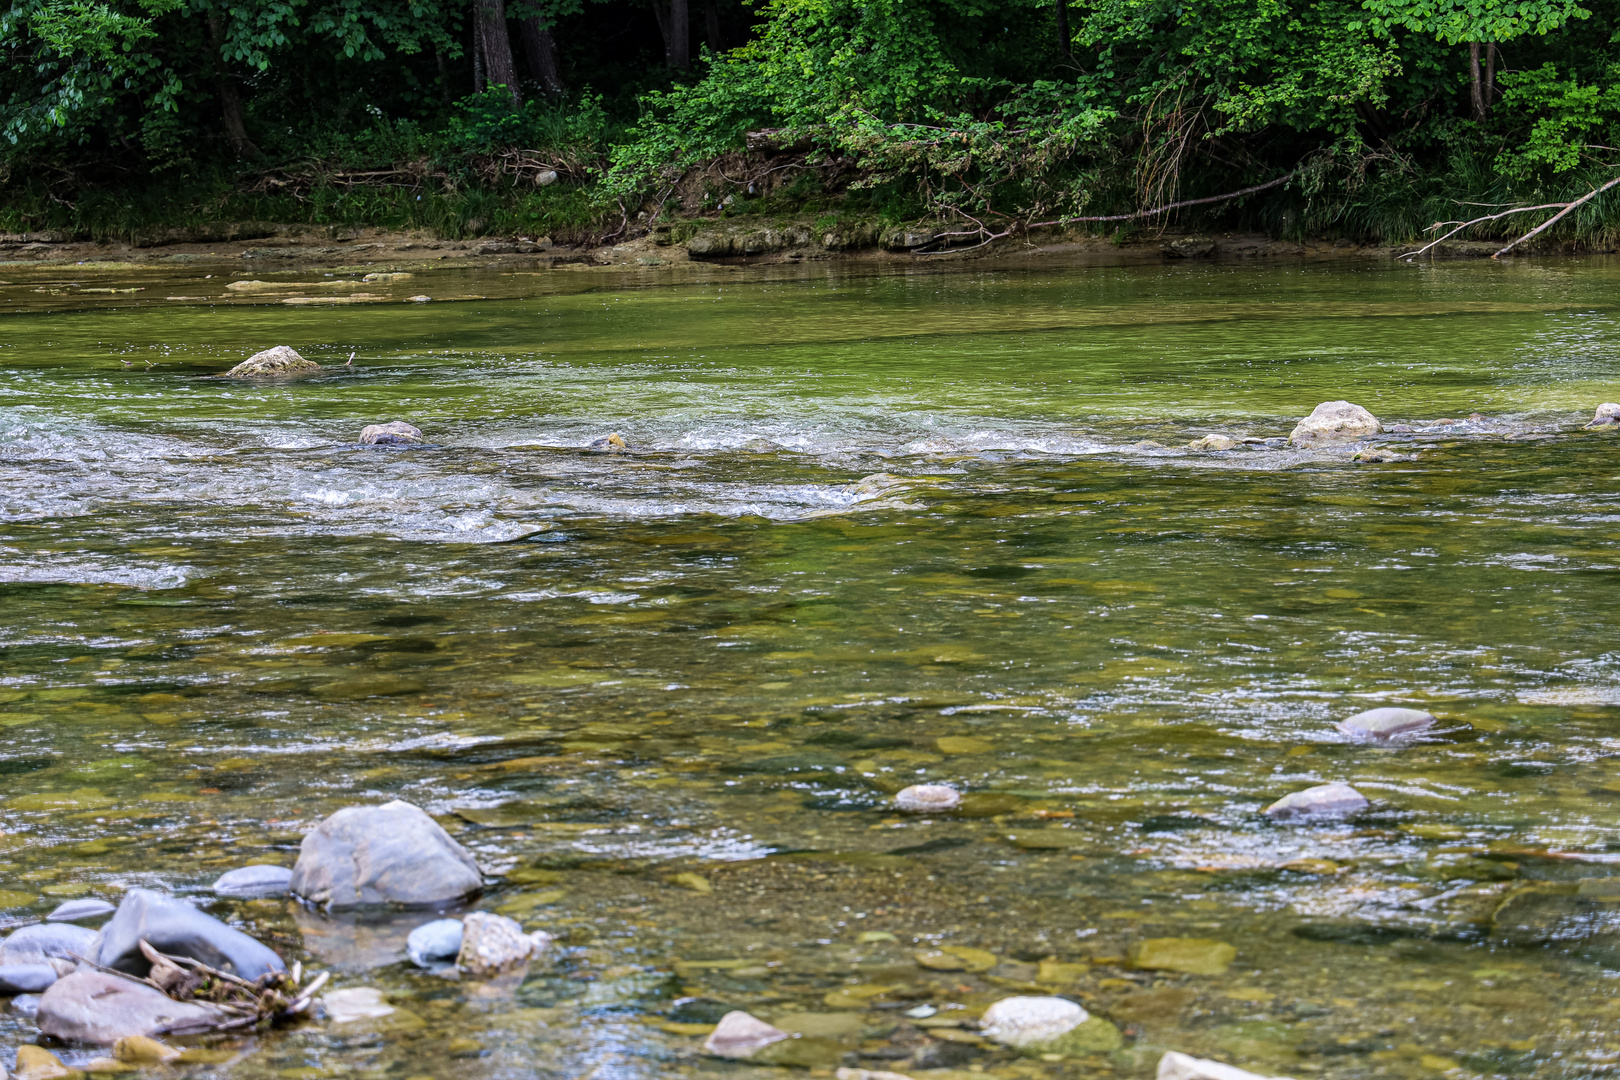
(1492, 172, 1620, 258)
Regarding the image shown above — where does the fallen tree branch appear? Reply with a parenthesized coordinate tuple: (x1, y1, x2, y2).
(1492, 172, 1620, 258)
(1400, 169, 1620, 261)
(1401, 202, 1567, 260)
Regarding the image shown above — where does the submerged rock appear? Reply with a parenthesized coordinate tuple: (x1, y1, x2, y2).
(359, 421, 424, 446)
(95, 888, 285, 980)
(1288, 401, 1380, 446)
(0, 962, 59, 993)
(407, 918, 464, 968)
(589, 433, 628, 452)
(1336, 706, 1435, 742)
(703, 1010, 790, 1059)
(979, 995, 1087, 1048)
(289, 799, 484, 908)
(114, 1034, 182, 1063)
(47, 897, 116, 923)
(1187, 434, 1238, 451)
(223, 345, 320, 378)
(37, 971, 226, 1044)
(1128, 938, 1236, 975)
(1586, 403, 1620, 428)
(1264, 782, 1368, 820)
(895, 784, 961, 812)
(456, 911, 548, 975)
(1158, 1050, 1288, 1080)
(0, 922, 100, 975)
(322, 986, 395, 1023)
(212, 864, 294, 897)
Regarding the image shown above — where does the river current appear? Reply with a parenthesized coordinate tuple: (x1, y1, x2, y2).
(2, 254, 1619, 1079)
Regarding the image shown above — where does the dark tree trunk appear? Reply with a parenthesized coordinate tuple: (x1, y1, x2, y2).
(475, 0, 522, 102)
(1468, 41, 1486, 121)
(651, 0, 689, 70)
(704, 0, 722, 53)
(206, 11, 261, 158)
(1485, 43, 1498, 108)
(435, 47, 452, 103)
(520, 18, 565, 96)
(1055, 0, 1071, 58)
(472, 29, 485, 93)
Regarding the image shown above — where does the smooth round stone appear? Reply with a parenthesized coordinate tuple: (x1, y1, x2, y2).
(979, 995, 1087, 1048)
(46, 898, 116, 923)
(895, 784, 961, 813)
(406, 918, 464, 968)
(0, 963, 60, 993)
(1336, 707, 1436, 742)
(212, 864, 294, 897)
(1264, 782, 1368, 820)
(703, 1010, 789, 1059)
(1289, 400, 1380, 446)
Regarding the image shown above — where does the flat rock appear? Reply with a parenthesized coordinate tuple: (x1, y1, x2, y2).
(895, 784, 961, 812)
(702, 1010, 789, 1059)
(1336, 706, 1435, 742)
(359, 421, 423, 446)
(406, 918, 463, 968)
(0, 922, 100, 974)
(1159, 1050, 1292, 1080)
(212, 864, 294, 897)
(1187, 434, 1238, 451)
(289, 799, 484, 908)
(95, 888, 285, 980)
(322, 986, 395, 1023)
(0, 962, 59, 993)
(457, 911, 542, 975)
(1264, 782, 1368, 820)
(1586, 403, 1620, 428)
(223, 345, 320, 378)
(14, 1044, 74, 1079)
(980, 995, 1087, 1048)
(47, 897, 117, 923)
(36, 971, 226, 1044)
(1128, 938, 1235, 975)
(1288, 400, 1380, 446)
(1034, 1015, 1125, 1056)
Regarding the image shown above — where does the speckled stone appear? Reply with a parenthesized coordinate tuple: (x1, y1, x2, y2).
(979, 995, 1087, 1048)
(895, 784, 961, 812)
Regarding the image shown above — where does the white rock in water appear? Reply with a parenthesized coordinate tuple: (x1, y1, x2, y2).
(1586, 403, 1620, 427)
(1264, 782, 1368, 819)
(224, 345, 320, 378)
(360, 422, 423, 445)
(406, 918, 463, 968)
(457, 911, 542, 975)
(1336, 707, 1435, 742)
(702, 1010, 790, 1059)
(979, 995, 1087, 1048)
(322, 987, 395, 1023)
(1159, 1049, 1294, 1080)
(895, 784, 961, 812)
(1288, 401, 1380, 446)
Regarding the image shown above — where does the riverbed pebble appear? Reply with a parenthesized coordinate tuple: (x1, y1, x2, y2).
(1158, 1049, 1289, 1080)
(1336, 706, 1436, 742)
(37, 971, 226, 1044)
(359, 421, 424, 445)
(0, 922, 100, 975)
(895, 783, 961, 812)
(96, 887, 285, 980)
(1264, 782, 1369, 819)
(702, 1010, 790, 1059)
(979, 995, 1088, 1047)
(1288, 400, 1380, 446)
(457, 911, 550, 975)
(290, 799, 484, 908)
(1586, 403, 1620, 427)
(0, 963, 59, 993)
(212, 864, 295, 897)
(224, 345, 319, 378)
(406, 918, 464, 968)
(46, 897, 116, 922)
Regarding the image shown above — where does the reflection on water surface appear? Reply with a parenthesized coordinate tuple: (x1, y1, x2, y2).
(2, 255, 1620, 1078)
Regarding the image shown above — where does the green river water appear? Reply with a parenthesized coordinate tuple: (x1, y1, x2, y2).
(2, 254, 1620, 1079)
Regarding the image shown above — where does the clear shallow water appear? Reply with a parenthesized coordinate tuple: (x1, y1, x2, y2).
(2, 256, 1620, 1078)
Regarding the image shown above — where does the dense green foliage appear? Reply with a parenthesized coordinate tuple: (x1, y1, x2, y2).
(2, 0, 1617, 243)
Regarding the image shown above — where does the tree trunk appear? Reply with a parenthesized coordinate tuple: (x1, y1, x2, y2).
(520, 18, 565, 96)
(1468, 41, 1486, 121)
(205, 11, 261, 158)
(475, 0, 521, 102)
(1055, 0, 1071, 59)
(472, 30, 485, 94)
(1485, 43, 1498, 109)
(704, 0, 722, 53)
(652, 0, 689, 70)
(435, 48, 452, 103)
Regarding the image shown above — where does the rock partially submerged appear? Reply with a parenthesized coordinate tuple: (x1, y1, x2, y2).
(703, 1010, 790, 1059)
(322, 986, 395, 1023)
(0, 962, 60, 993)
(456, 911, 549, 975)
(1288, 401, 1380, 446)
(0, 922, 100, 975)
(1187, 434, 1238, 451)
(36, 971, 227, 1045)
(1159, 1050, 1291, 1080)
(213, 864, 294, 897)
(96, 888, 285, 980)
(980, 995, 1087, 1048)
(895, 783, 961, 812)
(290, 800, 484, 908)
(1336, 706, 1436, 742)
(589, 433, 628, 452)
(1264, 782, 1369, 820)
(223, 345, 320, 378)
(406, 918, 464, 968)
(359, 421, 423, 446)
(47, 897, 116, 923)
(1586, 403, 1620, 428)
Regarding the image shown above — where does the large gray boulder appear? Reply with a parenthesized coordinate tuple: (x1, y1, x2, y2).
(289, 800, 483, 908)
(223, 346, 320, 378)
(36, 971, 225, 1044)
(1288, 401, 1380, 446)
(0, 922, 100, 975)
(1586, 403, 1620, 428)
(95, 888, 285, 980)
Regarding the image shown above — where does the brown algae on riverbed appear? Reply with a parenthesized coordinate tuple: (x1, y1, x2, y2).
(2, 255, 1620, 1077)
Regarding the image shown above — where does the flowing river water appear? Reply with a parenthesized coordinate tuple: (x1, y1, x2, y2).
(2, 254, 1620, 1080)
